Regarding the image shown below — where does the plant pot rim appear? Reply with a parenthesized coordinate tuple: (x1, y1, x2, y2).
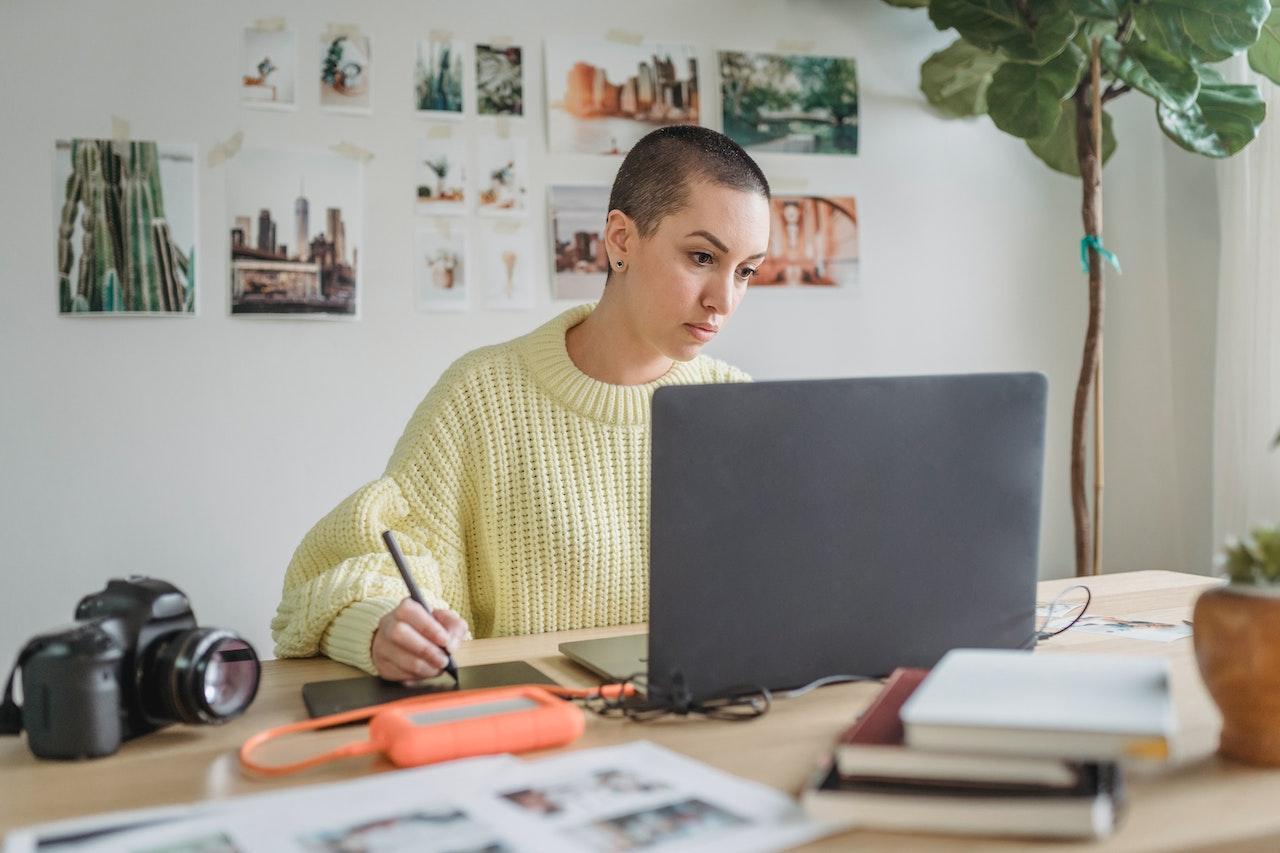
(1212, 581, 1280, 599)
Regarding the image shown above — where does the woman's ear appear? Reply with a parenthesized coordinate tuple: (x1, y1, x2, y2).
(603, 209, 634, 271)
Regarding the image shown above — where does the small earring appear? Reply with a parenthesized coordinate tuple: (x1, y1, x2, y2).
(615, 260, 624, 269)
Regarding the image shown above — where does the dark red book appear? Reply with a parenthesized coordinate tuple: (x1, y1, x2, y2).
(837, 667, 929, 747)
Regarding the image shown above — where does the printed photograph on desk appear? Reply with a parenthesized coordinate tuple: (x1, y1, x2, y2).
(501, 768, 669, 820)
(298, 806, 502, 853)
(414, 36, 464, 117)
(54, 138, 196, 315)
(131, 831, 243, 852)
(226, 147, 361, 318)
(1071, 616, 1193, 642)
(415, 135, 467, 214)
(476, 43, 524, 116)
(479, 223, 535, 311)
(240, 23, 296, 109)
(319, 28, 372, 114)
(719, 51, 859, 155)
(753, 195, 859, 287)
(567, 798, 749, 850)
(414, 224, 468, 312)
(476, 136, 528, 216)
(547, 184, 610, 300)
(544, 37, 699, 155)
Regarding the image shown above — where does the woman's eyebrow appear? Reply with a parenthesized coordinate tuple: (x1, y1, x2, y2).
(686, 229, 767, 261)
(686, 229, 729, 253)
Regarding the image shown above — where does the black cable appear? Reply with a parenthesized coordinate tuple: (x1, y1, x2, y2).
(1026, 583, 1092, 646)
(573, 671, 772, 722)
(571, 590, 1094, 720)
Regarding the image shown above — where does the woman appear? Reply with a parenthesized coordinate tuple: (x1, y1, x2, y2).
(272, 125, 772, 681)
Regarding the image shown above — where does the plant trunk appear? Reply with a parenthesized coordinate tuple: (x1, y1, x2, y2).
(1071, 41, 1106, 577)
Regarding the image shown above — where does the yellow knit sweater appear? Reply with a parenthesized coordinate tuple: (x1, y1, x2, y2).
(271, 303, 751, 674)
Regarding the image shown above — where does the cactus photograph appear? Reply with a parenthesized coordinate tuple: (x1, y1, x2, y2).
(54, 138, 196, 315)
(415, 36, 464, 117)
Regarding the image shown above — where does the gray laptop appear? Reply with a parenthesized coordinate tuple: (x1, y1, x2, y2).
(559, 373, 1047, 703)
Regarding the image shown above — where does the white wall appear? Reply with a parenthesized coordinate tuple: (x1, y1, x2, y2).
(0, 0, 1212, 661)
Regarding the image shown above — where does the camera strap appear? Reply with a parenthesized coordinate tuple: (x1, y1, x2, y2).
(239, 682, 633, 777)
(0, 640, 41, 736)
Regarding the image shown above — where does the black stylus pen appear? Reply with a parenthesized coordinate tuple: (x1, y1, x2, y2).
(381, 530, 459, 684)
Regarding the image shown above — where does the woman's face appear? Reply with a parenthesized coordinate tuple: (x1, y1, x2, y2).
(609, 182, 771, 363)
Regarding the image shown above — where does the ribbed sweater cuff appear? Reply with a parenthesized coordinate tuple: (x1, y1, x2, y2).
(321, 597, 399, 676)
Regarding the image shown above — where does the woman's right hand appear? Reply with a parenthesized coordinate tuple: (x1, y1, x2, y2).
(371, 598, 468, 682)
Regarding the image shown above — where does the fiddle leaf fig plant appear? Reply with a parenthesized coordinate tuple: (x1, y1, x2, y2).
(884, 0, 1273, 577)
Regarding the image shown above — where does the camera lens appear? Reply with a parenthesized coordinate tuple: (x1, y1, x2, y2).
(144, 629, 260, 725)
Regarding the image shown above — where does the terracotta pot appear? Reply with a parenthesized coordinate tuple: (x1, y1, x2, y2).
(1193, 584, 1280, 766)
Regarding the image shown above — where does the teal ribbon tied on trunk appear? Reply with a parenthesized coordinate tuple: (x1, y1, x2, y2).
(1080, 235, 1121, 274)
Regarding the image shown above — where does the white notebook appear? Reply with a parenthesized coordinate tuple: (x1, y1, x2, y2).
(899, 649, 1175, 762)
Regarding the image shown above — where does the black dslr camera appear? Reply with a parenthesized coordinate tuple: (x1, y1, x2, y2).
(0, 577, 261, 759)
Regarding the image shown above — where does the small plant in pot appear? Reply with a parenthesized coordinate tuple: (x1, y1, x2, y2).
(1194, 506, 1280, 766)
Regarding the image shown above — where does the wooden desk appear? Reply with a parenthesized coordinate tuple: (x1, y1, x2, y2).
(2, 570, 1277, 851)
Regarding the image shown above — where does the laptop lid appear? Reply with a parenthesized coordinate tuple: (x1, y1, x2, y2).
(646, 373, 1047, 703)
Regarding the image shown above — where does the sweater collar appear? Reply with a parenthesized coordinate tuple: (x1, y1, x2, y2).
(517, 303, 704, 426)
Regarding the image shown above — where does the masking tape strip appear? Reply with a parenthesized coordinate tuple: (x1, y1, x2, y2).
(323, 23, 361, 41)
(427, 125, 453, 139)
(494, 220, 521, 234)
(252, 17, 286, 33)
(488, 36, 513, 48)
(775, 38, 816, 54)
(495, 116, 511, 138)
(207, 130, 244, 167)
(434, 218, 454, 237)
(606, 29, 644, 46)
(429, 29, 454, 42)
(111, 115, 130, 144)
(332, 141, 374, 162)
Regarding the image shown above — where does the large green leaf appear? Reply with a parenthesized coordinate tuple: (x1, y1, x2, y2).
(920, 39, 1005, 115)
(1157, 66, 1266, 157)
(987, 43, 1087, 138)
(930, 0, 1078, 63)
(1100, 35, 1199, 110)
(1248, 8, 1280, 85)
(1134, 0, 1268, 64)
(1071, 0, 1126, 20)
(1026, 101, 1117, 175)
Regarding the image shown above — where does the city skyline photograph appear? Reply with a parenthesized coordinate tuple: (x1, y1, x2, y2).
(227, 147, 361, 317)
(545, 38, 699, 155)
(548, 184, 609, 299)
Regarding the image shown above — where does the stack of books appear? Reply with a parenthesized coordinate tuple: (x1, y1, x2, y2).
(803, 649, 1174, 840)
